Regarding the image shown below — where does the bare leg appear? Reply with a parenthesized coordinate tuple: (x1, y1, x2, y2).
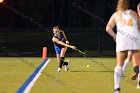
(56, 54, 60, 62)
(131, 51, 140, 80)
(60, 47, 67, 57)
(114, 51, 127, 93)
(132, 50, 140, 89)
(123, 51, 132, 74)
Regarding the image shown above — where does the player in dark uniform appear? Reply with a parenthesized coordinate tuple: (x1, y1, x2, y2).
(52, 26, 75, 72)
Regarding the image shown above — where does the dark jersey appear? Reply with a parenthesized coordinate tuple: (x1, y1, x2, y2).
(53, 32, 65, 54)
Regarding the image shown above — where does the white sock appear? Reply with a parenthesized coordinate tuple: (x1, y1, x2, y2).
(114, 66, 123, 89)
(122, 59, 130, 74)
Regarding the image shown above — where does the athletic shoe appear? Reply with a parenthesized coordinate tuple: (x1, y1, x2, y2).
(114, 88, 120, 93)
(131, 73, 138, 80)
(65, 60, 70, 71)
(57, 67, 61, 72)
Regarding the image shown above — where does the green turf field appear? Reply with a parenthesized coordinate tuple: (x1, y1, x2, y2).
(0, 57, 139, 93)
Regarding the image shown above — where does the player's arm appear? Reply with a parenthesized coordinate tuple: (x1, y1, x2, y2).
(60, 30, 70, 44)
(52, 37, 75, 49)
(137, 13, 140, 31)
(106, 13, 116, 41)
(137, 3, 140, 19)
(131, 10, 140, 31)
(137, 3, 140, 31)
(138, 17, 140, 31)
(137, 11, 140, 31)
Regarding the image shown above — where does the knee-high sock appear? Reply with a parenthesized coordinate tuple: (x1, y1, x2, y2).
(59, 57, 64, 68)
(61, 57, 68, 65)
(122, 59, 130, 74)
(114, 66, 123, 89)
(64, 62, 68, 65)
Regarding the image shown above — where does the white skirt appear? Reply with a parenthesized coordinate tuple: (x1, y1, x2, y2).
(116, 33, 140, 52)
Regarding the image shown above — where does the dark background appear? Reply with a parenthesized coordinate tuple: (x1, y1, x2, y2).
(0, 0, 139, 57)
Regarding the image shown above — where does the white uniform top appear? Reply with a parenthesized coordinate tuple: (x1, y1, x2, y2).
(116, 10, 140, 52)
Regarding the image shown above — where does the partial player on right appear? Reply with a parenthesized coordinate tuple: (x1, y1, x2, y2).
(106, 0, 140, 93)
(122, 2, 140, 80)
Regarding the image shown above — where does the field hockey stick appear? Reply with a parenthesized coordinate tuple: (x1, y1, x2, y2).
(74, 47, 86, 55)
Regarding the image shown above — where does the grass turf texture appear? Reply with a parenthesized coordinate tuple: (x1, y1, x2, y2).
(0, 57, 139, 93)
